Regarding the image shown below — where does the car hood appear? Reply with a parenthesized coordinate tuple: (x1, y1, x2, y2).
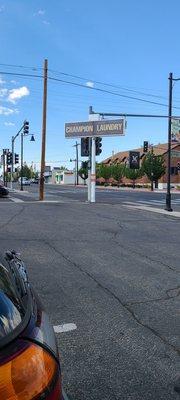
(0, 254, 31, 348)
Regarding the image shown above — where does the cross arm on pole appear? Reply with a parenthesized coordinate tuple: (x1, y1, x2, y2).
(88, 111, 180, 119)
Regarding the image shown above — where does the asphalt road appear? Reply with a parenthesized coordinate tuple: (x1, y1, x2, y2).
(7, 183, 180, 211)
(0, 189, 179, 399)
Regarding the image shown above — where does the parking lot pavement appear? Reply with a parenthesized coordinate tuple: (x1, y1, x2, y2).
(0, 200, 179, 399)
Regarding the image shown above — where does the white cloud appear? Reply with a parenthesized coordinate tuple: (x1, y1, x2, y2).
(0, 75, 6, 85)
(38, 9, 45, 15)
(34, 9, 45, 16)
(4, 122, 15, 126)
(0, 106, 18, 116)
(8, 86, 30, 103)
(0, 88, 8, 97)
(86, 81, 94, 88)
(43, 20, 50, 25)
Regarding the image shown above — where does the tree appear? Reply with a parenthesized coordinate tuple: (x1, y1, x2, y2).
(111, 164, 124, 185)
(78, 164, 88, 185)
(59, 166, 68, 171)
(98, 164, 112, 183)
(124, 167, 144, 188)
(142, 152, 165, 191)
(19, 164, 34, 179)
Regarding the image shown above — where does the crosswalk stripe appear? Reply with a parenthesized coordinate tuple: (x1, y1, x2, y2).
(136, 200, 164, 205)
(124, 199, 180, 207)
(11, 197, 24, 203)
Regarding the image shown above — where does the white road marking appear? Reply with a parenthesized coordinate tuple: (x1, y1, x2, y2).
(123, 204, 180, 218)
(136, 200, 165, 205)
(53, 323, 77, 333)
(11, 197, 24, 203)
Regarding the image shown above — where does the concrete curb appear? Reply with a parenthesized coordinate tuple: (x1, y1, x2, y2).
(8, 189, 29, 194)
(63, 184, 180, 194)
(123, 203, 180, 218)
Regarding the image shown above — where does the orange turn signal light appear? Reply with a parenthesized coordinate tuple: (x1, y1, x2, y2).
(0, 342, 58, 399)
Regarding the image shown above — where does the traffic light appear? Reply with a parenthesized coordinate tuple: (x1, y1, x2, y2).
(129, 151, 140, 169)
(143, 141, 148, 153)
(23, 120, 29, 135)
(81, 138, 89, 157)
(15, 153, 19, 164)
(177, 162, 180, 171)
(81, 161, 88, 169)
(95, 137, 102, 156)
(7, 152, 12, 165)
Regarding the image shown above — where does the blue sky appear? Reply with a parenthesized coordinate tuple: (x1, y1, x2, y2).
(0, 0, 180, 170)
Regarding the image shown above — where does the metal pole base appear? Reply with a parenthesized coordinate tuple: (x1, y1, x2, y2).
(165, 194, 173, 212)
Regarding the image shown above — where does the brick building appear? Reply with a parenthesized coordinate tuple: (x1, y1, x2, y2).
(103, 138, 180, 189)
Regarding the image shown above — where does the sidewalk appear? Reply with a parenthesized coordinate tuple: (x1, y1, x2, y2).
(68, 184, 180, 194)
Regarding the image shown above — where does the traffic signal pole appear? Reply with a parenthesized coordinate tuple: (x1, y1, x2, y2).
(3, 150, 6, 186)
(20, 129, 24, 191)
(39, 59, 48, 201)
(88, 107, 92, 202)
(91, 137, 96, 203)
(11, 137, 14, 190)
(10, 124, 26, 190)
(88, 138, 91, 202)
(76, 141, 79, 185)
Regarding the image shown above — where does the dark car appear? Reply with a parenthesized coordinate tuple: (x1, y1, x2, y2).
(0, 251, 63, 399)
(0, 185, 9, 197)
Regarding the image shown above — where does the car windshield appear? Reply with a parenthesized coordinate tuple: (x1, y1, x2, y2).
(0, 263, 25, 339)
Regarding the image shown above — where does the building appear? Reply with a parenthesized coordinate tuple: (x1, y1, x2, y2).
(44, 166, 52, 183)
(51, 168, 86, 185)
(102, 139, 180, 189)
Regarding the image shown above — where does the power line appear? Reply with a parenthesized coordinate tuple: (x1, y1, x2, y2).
(0, 71, 43, 79)
(1, 68, 180, 110)
(1, 62, 180, 101)
(49, 68, 170, 101)
(0, 63, 170, 99)
(48, 76, 180, 109)
(0, 63, 42, 71)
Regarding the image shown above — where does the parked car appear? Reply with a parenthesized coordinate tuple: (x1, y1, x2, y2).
(31, 177, 39, 184)
(0, 251, 63, 399)
(18, 177, 31, 186)
(0, 185, 9, 197)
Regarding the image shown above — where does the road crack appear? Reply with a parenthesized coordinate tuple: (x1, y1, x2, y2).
(0, 205, 25, 230)
(43, 240, 180, 356)
(125, 286, 180, 306)
(111, 236, 178, 273)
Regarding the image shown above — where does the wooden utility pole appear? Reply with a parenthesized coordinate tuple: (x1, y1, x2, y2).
(39, 59, 48, 201)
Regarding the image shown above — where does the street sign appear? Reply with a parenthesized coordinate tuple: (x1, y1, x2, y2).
(129, 151, 140, 169)
(65, 119, 125, 138)
(171, 118, 180, 141)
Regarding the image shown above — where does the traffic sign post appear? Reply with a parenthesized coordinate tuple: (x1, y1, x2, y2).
(65, 109, 125, 203)
(65, 119, 125, 138)
(129, 151, 140, 169)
